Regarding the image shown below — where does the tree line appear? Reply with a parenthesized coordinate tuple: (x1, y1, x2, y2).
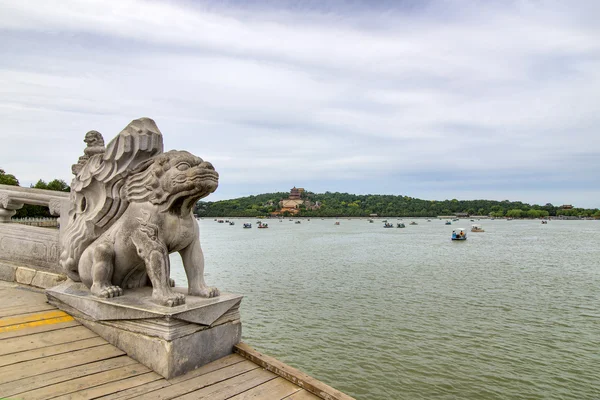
(0, 169, 70, 218)
(195, 190, 600, 219)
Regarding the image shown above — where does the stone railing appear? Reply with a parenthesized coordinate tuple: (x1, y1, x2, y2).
(0, 184, 70, 281)
(11, 217, 60, 227)
(0, 183, 69, 222)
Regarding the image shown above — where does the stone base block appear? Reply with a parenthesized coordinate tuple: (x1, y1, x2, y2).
(0, 262, 17, 282)
(78, 318, 241, 379)
(30, 270, 67, 289)
(47, 281, 243, 379)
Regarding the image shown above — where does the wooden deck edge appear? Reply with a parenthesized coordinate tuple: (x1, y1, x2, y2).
(234, 342, 355, 400)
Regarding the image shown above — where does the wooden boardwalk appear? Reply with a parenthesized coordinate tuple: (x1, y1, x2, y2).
(0, 281, 335, 400)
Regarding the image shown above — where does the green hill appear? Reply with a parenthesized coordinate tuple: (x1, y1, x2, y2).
(195, 191, 599, 218)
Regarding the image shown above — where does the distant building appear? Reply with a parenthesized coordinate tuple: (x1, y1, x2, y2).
(289, 187, 304, 200)
(560, 204, 573, 209)
(277, 187, 318, 215)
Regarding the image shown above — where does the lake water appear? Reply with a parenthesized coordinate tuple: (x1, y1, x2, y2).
(170, 219, 600, 400)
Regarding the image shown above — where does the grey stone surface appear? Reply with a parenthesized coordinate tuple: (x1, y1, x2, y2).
(0, 222, 61, 273)
(0, 262, 17, 282)
(78, 318, 241, 379)
(47, 279, 243, 379)
(47, 280, 242, 324)
(30, 270, 66, 289)
(15, 267, 36, 285)
(59, 118, 220, 306)
(0, 183, 69, 222)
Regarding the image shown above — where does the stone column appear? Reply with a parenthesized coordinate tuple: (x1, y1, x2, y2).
(0, 193, 23, 223)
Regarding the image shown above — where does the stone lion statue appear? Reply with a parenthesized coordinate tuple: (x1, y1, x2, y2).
(60, 118, 219, 306)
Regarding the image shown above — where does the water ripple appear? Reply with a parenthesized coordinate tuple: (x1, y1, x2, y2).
(171, 219, 600, 399)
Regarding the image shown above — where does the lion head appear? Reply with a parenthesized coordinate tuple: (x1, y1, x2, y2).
(124, 150, 219, 213)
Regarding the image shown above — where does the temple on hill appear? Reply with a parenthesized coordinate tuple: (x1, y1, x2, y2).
(289, 187, 303, 200)
(277, 187, 319, 215)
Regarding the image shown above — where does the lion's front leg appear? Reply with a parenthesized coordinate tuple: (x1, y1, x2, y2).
(131, 232, 185, 307)
(180, 237, 219, 298)
(89, 242, 123, 299)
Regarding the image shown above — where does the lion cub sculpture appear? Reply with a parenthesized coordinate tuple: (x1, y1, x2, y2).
(60, 118, 219, 306)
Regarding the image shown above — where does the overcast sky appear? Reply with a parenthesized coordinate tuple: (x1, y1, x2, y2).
(1, 0, 598, 207)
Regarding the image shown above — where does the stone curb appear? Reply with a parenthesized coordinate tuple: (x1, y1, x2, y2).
(0, 262, 66, 289)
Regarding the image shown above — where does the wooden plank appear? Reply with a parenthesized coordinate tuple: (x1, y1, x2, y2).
(96, 378, 171, 400)
(0, 302, 56, 317)
(284, 390, 322, 400)
(0, 309, 68, 327)
(235, 342, 356, 400)
(176, 368, 277, 400)
(0, 343, 124, 383)
(228, 376, 302, 400)
(0, 315, 74, 333)
(53, 371, 164, 400)
(13, 362, 151, 400)
(0, 319, 79, 339)
(0, 325, 97, 355)
(138, 360, 260, 400)
(168, 353, 247, 384)
(0, 355, 137, 397)
(0, 336, 107, 367)
(0, 287, 47, 309)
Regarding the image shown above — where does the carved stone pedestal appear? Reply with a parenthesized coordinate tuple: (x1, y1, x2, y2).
(47, 281, 242, 379)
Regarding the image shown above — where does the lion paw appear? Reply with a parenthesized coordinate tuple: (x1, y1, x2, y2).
(154, 291, 186, 307)
(189, 286, 220, 298)
(91, 284, 123, 298)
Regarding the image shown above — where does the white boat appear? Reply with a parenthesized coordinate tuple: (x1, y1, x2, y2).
(471, 224, 484, 232)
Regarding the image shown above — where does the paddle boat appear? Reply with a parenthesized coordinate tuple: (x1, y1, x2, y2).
(409, 221, 418, 225)
(541, 220, 548, 224)
(295, 221, 301, 224)
(257, 222, 269, 229)
(229, 221, 235, 226)
(452, 229, 467, 240)
(335, 221, 340, 225)
(383, 222, 394, 228)
(397, 223, 405, 228)
(243, 223, 252, 229)
(445, 220, 452, 225)
(471, 224, 484, 232)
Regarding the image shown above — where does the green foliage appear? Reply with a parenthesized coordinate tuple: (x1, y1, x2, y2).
(34, 179, 70, 192)
(194, 192, 289, 217)
(506, 209, 523, 218)
(0, 169, 19, 186)
(197, 191, 599, 218)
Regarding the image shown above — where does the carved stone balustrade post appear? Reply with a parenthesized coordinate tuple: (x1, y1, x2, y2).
(0, 192, 23, 222)
(0, 184, 70, 222)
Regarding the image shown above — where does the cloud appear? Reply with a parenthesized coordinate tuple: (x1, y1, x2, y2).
(0, 0, 599, 207)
